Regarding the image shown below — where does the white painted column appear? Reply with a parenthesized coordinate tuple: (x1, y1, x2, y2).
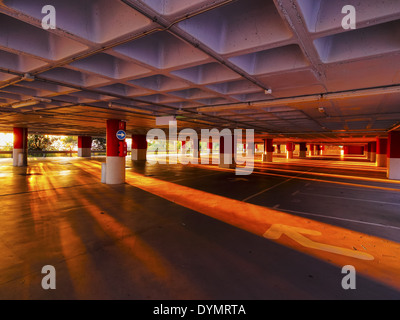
(78, 136, 92, 158)
(219, 134, 236, 169)
(13, 127, 28, 167)
(106, 119, 126, 185)
(131, 134, 147, 161)
(376, 137, 387, 168)
(388, 132, 400, 180)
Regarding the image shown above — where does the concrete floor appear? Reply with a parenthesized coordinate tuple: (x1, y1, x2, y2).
(0, 155, 400, 299)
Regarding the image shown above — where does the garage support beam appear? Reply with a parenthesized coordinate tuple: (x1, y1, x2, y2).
(78, 136, 92, 158)
(105, 119, 126, 185)
(132, 135, 147, 161)
(13, 127, 28, 167)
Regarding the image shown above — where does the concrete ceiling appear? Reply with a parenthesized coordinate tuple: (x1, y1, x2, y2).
(0, 0, 399, 142)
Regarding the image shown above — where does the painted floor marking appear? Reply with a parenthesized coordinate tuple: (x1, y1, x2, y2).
(299, 191, 400, 206)
(277, 208, 400, 231)
(263, 224, 374, 261)
(78, 160, 400, 291)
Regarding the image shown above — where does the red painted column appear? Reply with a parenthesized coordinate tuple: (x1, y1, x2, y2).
(262, 139, 273, 162)
(219, 134, 236, 169)
(78, 136, 92, 157)
(299, 142, 307, 158)
(207, 142, 213, 151)
(387, 132, 400, 180)
(13, 127, 28, 167)
(132, 134, 147, 161)
(309, 144, 315, 156)
(181, 141, 186, 154)
(196, 139, 201, 157)
(315, 145, 321, 156)
(369, 141, 377, 162)
(105, 119, 126, 184)
(286, 142, 294, 159)
(276, 144, 281, 154)
(366, 142, 372, 160)
(376, 137, 387, 167)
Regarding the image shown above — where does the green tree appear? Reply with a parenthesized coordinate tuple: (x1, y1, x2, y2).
(28, 135, 57, 151)
(1, 142, 13, 151)
(62, 136, 77, 151)
(92, 138, 106, 151)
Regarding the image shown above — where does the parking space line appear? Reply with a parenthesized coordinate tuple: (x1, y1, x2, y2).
(299, 191, 400, 206)
(277, 208, 400, 231)
(242, 169, 313, 202)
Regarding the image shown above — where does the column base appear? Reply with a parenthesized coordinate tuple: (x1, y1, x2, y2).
(78, 148, 91, 158)
(388, 158, 400, 180)
(13, 149, 27, 167)
(376, 154, 387, 167)
(370, 152, 376, 162)
(262, 152, 273, 162)
(219, 154, 236, 169)
(287, 151, 293, 159)
(132, 149, 147, 161)
(106, 156, 126, 184)
(299, 151, 307, 158)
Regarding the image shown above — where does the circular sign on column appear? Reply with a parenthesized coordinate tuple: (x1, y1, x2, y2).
(116, 130, 126, 141)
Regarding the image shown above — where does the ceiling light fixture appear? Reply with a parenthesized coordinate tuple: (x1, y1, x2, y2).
(196, 85, 400, 113)
(21, 73, 35, 82)
(322, 86, 400, 100)
(11, 97, 52, 109)
(108, 102, 153, 115)
(11, 99, 40, 108)
(196, 95, 321, 113)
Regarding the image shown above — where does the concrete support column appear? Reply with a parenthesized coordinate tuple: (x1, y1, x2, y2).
(366, 142, 372, 160)
(219, 134, 236, 169)
(309, 144, 315, 156)
(78, 136, 92, 157)
(106, 119, 126, 185)
(314, 145, 319, 156)
(207, 142, 213, 154)
(181, 141, 186, 154)
(376, 137, 388, 167)
(247, 140, 255, 156)
(299, 142, 307, 158)
(262, 139, 273, 162)
(387, 132, 400, 180)
(370, 141, 377, 163)
(132, 134, 147, 161)
(13, 127, 28, 167)
(196, 140, 201, 157)
(286, 142, 294, 159)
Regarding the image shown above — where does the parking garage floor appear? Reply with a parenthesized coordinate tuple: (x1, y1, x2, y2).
(1, 156, 400, 300)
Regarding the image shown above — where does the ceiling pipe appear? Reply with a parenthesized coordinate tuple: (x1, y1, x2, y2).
(32, 76, 271, 132)
(195, 84, 400, 113)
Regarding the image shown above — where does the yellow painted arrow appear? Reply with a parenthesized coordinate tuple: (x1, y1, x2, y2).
(263, 224, 374, 261)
